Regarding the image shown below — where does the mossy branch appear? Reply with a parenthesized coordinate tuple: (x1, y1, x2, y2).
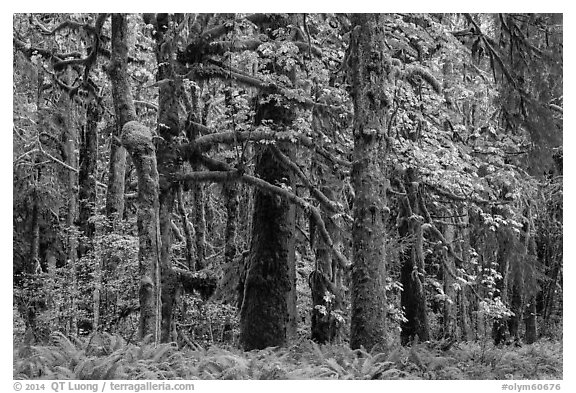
(176, 169, 350, 270)
(404, 65, 442, 94)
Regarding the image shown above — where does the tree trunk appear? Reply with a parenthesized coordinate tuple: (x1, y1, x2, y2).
(223, 183, 239, 271)
(239, 15, 298, 350)
(151, 12, 184, 343)
(456, 208, 473, 341)
(348, 13, 389, 351)
(524, 297, 537, 344)
(107, 13, 138, 221)
(177, 186, 195, 270)
(443, 215, 457, 340)
(240, 143, 296, 350)
(192, 184, 207, 270)
(78, 102, 100, 249)
(78, 102, 101, 329)
(310, 187, 340, 343)
(121, 121, 162, 342)
(398, 169, 430, 345)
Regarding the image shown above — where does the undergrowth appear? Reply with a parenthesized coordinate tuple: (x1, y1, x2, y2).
(14, 332, 562, 380)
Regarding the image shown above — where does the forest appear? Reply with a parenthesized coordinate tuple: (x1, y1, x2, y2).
(13, 13, 563, 380)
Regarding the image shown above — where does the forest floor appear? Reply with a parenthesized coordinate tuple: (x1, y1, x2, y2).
(14, 333, 562, 380)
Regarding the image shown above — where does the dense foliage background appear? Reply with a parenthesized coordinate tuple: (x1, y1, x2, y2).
(13, 13, 562, 380)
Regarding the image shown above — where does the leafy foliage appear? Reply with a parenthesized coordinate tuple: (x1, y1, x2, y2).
(15, 333, 562, 380)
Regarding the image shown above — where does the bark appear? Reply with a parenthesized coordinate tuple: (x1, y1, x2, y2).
(78, 102, 100, 247)
(192, 184, 207, 270)
(223, 182, 239, 271)
(239, 143, 296, 350)
(456, 208, 473, 341)
(239, 15, 298, 350)
(61, 80, 79, 336)
(152, 13, 183, 342)
(398, 169, 430, 345)
(78, 102, 101, 329)
(106, 13, 138, 220)
(121, 121, 162, 342)
(310, 187, 340, 343)
(348, 13, 389, 351)
(524, 298, 537, 344)
(177, 186, 195, 270)
(159, 186, 179, 343)
(493, 227, 512, 345)
(443, 215, 457, 340)
(524, 207, 538, 344)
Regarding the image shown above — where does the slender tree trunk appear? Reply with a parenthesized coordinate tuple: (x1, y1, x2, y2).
(60, 78, 79, 336)
(492, 229, 512, 345)
(524, 298, 537, 344)
(443, 215, 457, 340)
(107, 13, 138, 221)
(192, 184, 207, 270)
(78, 102, 101, 329)
(456, 208, 473, 341)
(177, 186, 195, 270)
(348, 13, 389, 351)
(223, 183, 239, 270)
(310, 187, 340, 343)
(122, 121, 162, 342)
(78, 103, 100, 248)
(524, 205, 538, 344)
(151, 13, 183, 343)
(398, 169, 430, 345)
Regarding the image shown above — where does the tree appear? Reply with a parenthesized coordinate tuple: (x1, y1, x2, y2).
(347, 13, 389, 351)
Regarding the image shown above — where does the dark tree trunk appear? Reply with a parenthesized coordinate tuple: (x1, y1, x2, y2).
(239, 143, 296, 350)
(239, 15, 298, 350)
(398, 169, 430, 345)
(78, 102, 100, 252)
(192, 184, 207, 270)
(121, 121, 162, 342)
(524, 297, 537, 344)
(347, 13, 389, 351)
(78, 102, 101, 330)
(508, 283, 522, 342)
(223, 183, 239, 271)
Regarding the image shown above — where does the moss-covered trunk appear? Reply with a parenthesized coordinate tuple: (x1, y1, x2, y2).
(106, 14, 137, 221)
(239, 142, 296, 350)
(348, 13, 389, 351)
(121, 121, 162, 342)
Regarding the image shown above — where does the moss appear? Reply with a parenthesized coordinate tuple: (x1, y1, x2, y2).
(121, 121, 153, 153)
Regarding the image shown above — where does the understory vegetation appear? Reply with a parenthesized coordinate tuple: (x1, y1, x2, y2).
(14, 332, 562, 380)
